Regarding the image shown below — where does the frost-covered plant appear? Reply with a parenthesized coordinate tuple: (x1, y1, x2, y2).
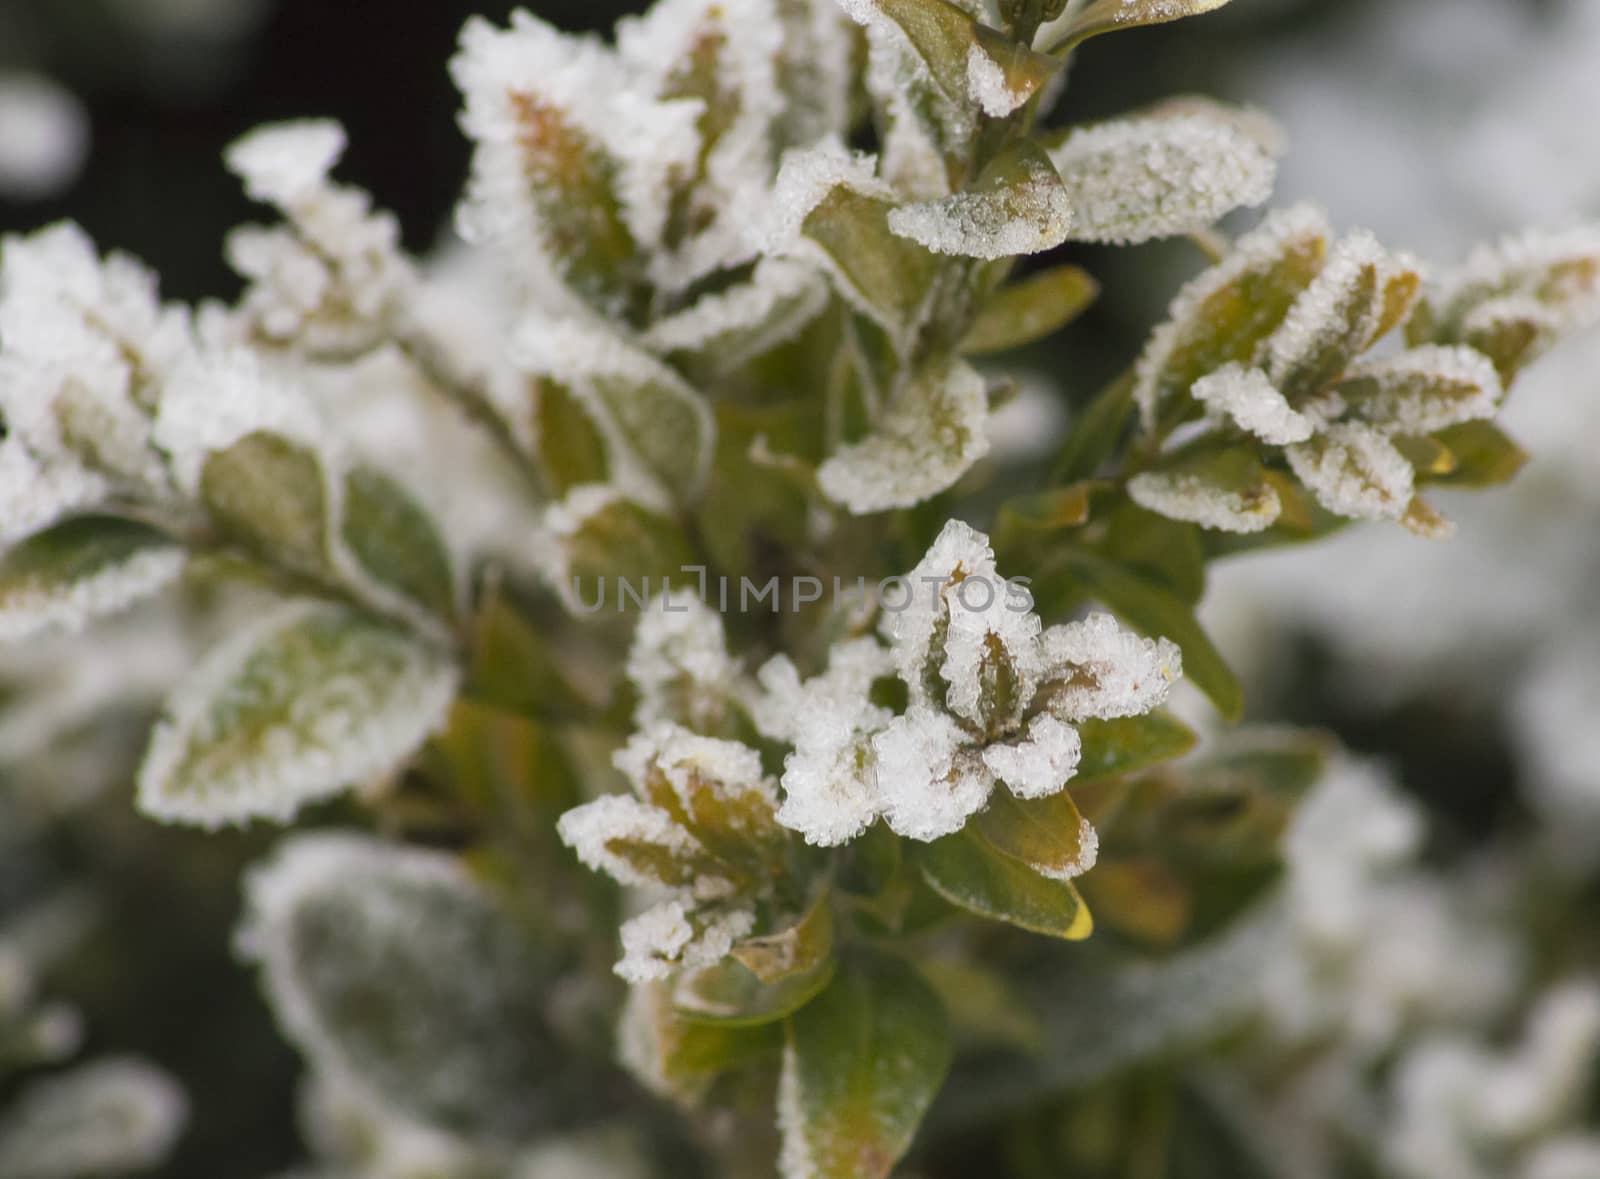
(2, 0, 1599, 1175)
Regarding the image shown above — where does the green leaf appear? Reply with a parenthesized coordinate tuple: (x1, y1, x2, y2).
(1126, 446, 1284, 537)
(199, 430, 335, 579)
(803, 187, 942, 341)
(238, 832, 581, 1141)
(532, 377, 611, 498)
(674, 954, 836, 1028)
(1101, 499, 1207, 602)
(1051, 369, 1136, 484)
(887, 138, 1073, 260)
(963, 264, 1099, 354)
(1426, 420, 1529, 488)
(1055, 553, 1243, 721)
(341, 466, 458, 620)
(137, 601, 458, 828)
(1074, 711, 1199, 784)
(0, 515, 185, 643)
(974, 789, 1096, 881)
(780, 950, 952, 1179)
(994, 485, 1095, 553)
(1046, 0, 1236, 53)
(919, 830, 1093, 939)
(624, 982, 782, 1103)
(919, 959, 1042, 1052)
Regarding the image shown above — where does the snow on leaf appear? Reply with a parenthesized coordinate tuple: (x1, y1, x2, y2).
(237, 832, 577, 1141)
(1286, 421, 1415, 522)
(0, 440, 109, 552)
(152, 347, 328, 497)
(872, 704, 993, 841)
(1189, 362, 1312, 444)
(1133, 203, 1330, 428)
(1047, 110, 1277, 246)
(817, 356, 990, 513)
(556, 793, 732, 898)
(617, 900, 756, 984)
(760, 638, 897, 847)
(616, 0, 786, 289)
(514, 319, 714, 506)
(773, 0, 857, 150)
(878, 517, 998, 693)
(627, 589, 742, 731)
(981, 712, 1084, 803)
(0, 516, 186, 643)
(887, 138, 1072, 259)
(136, 600, 458, 828)
(1336, 345, 1504, 435)
(0, 1058, 187, 1179)
(1037, 612, 1182, 721)
(225, 120, 346, 209)
(964, 28, 1061, 118)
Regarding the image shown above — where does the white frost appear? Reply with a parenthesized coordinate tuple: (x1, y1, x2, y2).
(1128, 468, 1282, 533)
(1191, 363, 1314, 444)
(1286, 421, 1414, 521)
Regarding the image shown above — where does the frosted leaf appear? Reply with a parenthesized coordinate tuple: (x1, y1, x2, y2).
(1048, 111, 1277, 246)
(981, 713, 1085, 804)
(616, 0, 786, 289)
(237, 832, 578, 1141)
(514, 318, 714, 506)
(1260, 229, 1406, 394)
(859, 26, 951, 201)
(817, 357, 990, 513)
(626, 589, 742, 731)
(763, 639, 896, 847)
(555, 794, 732, 899)
(0, 440, 109, 551)
(887, 142, 1073, 260)
(1133, 203, 1331, 428)
(0, 1058, 187, 1179)
(1442, 225, 1600, 333)
(0, 517, 187, 643)
(1127, 468, 1281, 533)
(872, 704, 994, 841)
(1190, 362, 1313, 444)
(1038, 612, 1182, 721)
(613, 723, 782, 857)
(1475, 983, 1600, 1141)
(225, 120, 346, 209)
(837, 0, 975, 164)
(879, 517, 998, 694)
(760, 138, 890, 256)
(616, 900, 756, 983)
(938, 571, 1044, 733)
(641, 257, 827, 369)
(966, 45, 1026, 118)
(1043, 0, 1238, 53)
(772, 0, 857, 150)
(1337, 344, 1504, 434)
(136, 600, 458, 828)
(1286, 421, 1414, 521)
(0, 71, 90, 201)
(450, 13, 699, 301)
(152, 348, 328, 496)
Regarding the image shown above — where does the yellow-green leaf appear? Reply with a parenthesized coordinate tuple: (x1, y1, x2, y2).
(200, 430, 334, 579)
(919, 829, 1093, 939)
(1074, 711, 1199, 784)
(1046, 0, 1236, 53)
(341, 466, 457, 620)
(1426, 420, 1529, 488)
(974, 789, 1097, 881)
(963, 264, 1099, 354)
(780, 951, 951, 1179)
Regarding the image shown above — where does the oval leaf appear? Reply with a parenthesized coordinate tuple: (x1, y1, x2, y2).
(137, 601, 458, 828)
(919, 829, 1093, 938)
(779, 950, 952, 1179)
(0, 516, 185, 643)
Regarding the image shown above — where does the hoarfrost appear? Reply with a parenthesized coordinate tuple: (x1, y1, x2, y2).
(966, 46, 1029, 118)
(1261, 229, 1393, 390)
(616, 900, 756, 983)
(1191, 362, 1314, 444)
(1128, 468, 1282, 533)
(816, 358, 990, 513)
(1338, 344, 1503, 434)
(626, 589, 743, 730)
(0, 1058, 188, 1179)
(1286, 421, 1414, 521)
(555, 793, 726, 897)
(872, 704, 993, 842)
(1038, 613, 1182, 721)
(981, 713, 1086, 805)
(0, 544, 187, 644)
(886, 158, 1073, 259)
(1048, 111, 1278, 245)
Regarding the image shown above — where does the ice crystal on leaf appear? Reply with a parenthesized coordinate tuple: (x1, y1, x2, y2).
(557, 723, 784, 979)
(1286, 422, 1415, 522)
(1047, 107, 1279, 245)
(1190, 362, 1313, 445)
(626, 589, 745, 731)
(887, 141, 1074, 260)
(1128, 467, 1281, 534)
(0, 1058, 188, 1179)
